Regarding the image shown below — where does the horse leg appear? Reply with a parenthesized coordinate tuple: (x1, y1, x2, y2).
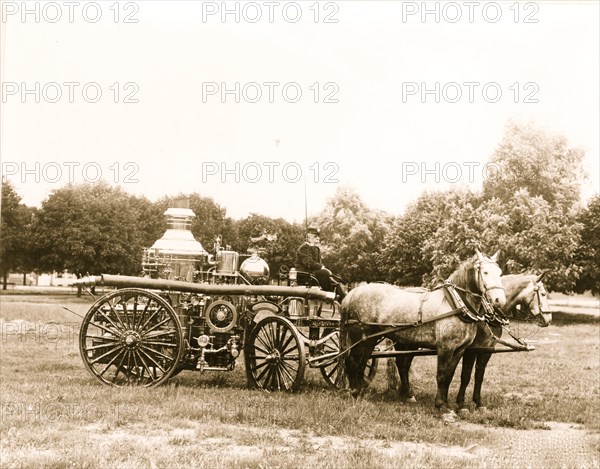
(456, 349, 476, 410)
(472, 351, 493, 408)
(345, 340, 376, 396)
(395, 353, 416, 402)
(343, 326, 363, 394)
(344, 350, 361, 394)
(435, 348, 467, 412)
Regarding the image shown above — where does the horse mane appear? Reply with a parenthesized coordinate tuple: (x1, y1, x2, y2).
(447, 255, 478, 292)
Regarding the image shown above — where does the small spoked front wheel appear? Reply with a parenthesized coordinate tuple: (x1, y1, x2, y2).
(246, 316, 306, 392)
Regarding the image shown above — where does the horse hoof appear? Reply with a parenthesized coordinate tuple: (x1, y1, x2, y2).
(441, 411, 457, 424)
(458, 408, 470, 418)
(476, 406, 488, 413)
(406, 396, 417, 404)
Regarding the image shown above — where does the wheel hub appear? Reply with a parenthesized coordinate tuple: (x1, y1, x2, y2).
(122, 331, 142, 349)
(265, 350, 280, 363)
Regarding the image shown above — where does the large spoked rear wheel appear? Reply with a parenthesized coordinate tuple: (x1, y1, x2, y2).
(246, 316, 306, 392)
(319, 330, 378, 389)
(79, 288, 184, 387)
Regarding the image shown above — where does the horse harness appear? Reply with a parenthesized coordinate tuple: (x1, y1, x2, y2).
(478, 282, 550, 352)
(341, 282, 488, 357)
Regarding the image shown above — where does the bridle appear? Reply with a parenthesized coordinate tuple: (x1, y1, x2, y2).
(518, 282, 552, 321)
(479, 279, 552, 349)
(474, 259, 505, 302)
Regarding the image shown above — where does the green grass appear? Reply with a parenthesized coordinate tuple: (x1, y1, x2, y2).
(1, 294, 599, 468)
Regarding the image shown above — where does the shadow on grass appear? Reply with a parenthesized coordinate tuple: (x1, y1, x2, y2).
(551, 311, 600, 326)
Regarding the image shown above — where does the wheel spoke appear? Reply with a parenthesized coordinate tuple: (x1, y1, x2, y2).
(254, 362, 271, 384)
(131, 350, 142, 383)
(279, 332, 296, 355)
(140, 344, 175, 363)
(263, 323, 276, 350)
(89, 315, 122, 336)
(134, 301, 151, 331)
(138, 348, 167, 374)
(107, 299, 128, 330)
(138, 307, 164, 333)
(278, 360, 297, 384)
(98, 347, 126, 377)
(85, 334, 119, 343)
(143, 329, 178, 340)
(86, 341, 118, 352)
(268, 366, 279, 391)
(90, 309, 122, 332)
(110, 352, 128, 383)
(323, 364, 338, 380)
(89, 344, 123, 365)
(134, 350, 153, 381)
(273, 322, 282, 349)
(142, 340, 177, 348)
(252, 360, 269, 372)
(130, 296, 139, 330)
(252, 343, 271, 357)
(273, 366, 283, 391)
(142, 316, 173, 335)
(255, 332, 273, 353)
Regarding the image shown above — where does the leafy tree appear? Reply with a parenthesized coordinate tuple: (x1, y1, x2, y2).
(420, 189, 582, 291)
(421, 192, 511, 285)
(380, 190, 471, 286)
(33, 183, 157, 277)
(574, 195, 600, 295)
(313, 187, 392, 283)
(496, 189, 582, 291)
(0, 181, 35, 289)
(483, 121, 585, 212)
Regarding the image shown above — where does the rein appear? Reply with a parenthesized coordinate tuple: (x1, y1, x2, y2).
(482, 320, 535, 351)
(476, 282, 550, 351)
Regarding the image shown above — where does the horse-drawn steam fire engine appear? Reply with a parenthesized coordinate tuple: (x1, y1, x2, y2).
(74, 202, 375, 390)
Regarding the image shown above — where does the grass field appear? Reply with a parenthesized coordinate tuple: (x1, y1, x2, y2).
(0, 292, 599, 468)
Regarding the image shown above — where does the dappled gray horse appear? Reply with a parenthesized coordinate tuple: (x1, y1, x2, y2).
(341, 250, 506, 413)
(456, 273, 552, 410)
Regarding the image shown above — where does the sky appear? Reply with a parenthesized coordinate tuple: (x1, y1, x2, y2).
(1, 1, 599, 222)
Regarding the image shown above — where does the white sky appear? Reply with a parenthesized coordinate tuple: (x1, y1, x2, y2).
(1, 1, 598, 222)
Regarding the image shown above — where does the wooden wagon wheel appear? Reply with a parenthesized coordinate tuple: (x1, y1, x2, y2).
(319, 330, 378, 389)
(79, 288, 184, 387)
(246, 315, 306, 392)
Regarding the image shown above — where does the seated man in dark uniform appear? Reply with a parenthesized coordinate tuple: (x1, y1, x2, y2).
(296, 226, 346, 300)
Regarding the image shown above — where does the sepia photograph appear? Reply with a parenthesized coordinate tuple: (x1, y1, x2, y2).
(1, 1, 599, 468)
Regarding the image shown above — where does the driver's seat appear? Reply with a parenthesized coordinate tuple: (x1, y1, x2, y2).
(295, 270, 322, 288)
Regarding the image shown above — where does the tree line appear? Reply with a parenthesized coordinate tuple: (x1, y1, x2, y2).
(1, 122, 599, 294)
